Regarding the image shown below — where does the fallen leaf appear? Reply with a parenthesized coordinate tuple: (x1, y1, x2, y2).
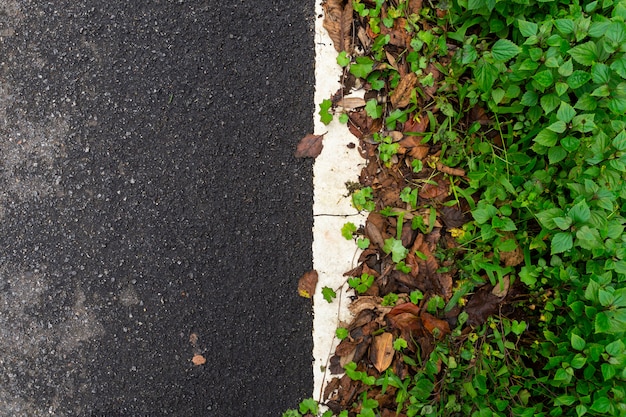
(323, 0, 354, 53)
(297, 270, 319, 298)
(421, 312, 450, 339)
(409, 0, 423, 14)
(337, 97, 367, 109)
(436, 162, 466, 177)
(370, 332, 394, 372)
(192, 354, 206, 366)
(295, 133, 325, 158)
(491, 275, 510, 298)
(391, 72, 418, 108)
(465, 284, 503, 327)
(189, 333, 199, 347)
(500, 236, 524, 267)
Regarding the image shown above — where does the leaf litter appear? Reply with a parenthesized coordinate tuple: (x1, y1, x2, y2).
(313, 1, 528, 415)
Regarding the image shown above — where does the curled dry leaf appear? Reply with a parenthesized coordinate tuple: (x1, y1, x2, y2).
(323, 0, 354, 53)
(391, 72, 418, 108)
(370, 332, 394, 372)
(436, 162, 466, 177)
(491, 275, 510, 299)
(295, 133, 325, 159)
(297, 269, 319, 299)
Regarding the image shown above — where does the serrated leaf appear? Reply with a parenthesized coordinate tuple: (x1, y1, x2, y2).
(612, 131, 626, 150)
(552, 215, 572, 230)
(611, 54, 626, 79)
(552, 232, 573, 254)
(534, 128, 558, 147)
(591, 62, 611, 84)
(571, 333, 586, 350)
(533, 69, 554, 88)
(518, 20, 538, 37)
(568, 200, 591, 223)
(521, 91, 538, 106)
(474, 59, 499, 92)
(540, 94, 560, 114)
(547, 121, 567, 133)
(491, 39, 520, 62)
(558, 59, 574, 77)
(554, 19, 575, 34)
(567, 70, 592, 89)
(557, 101, 576, 123)
(568, 41, 598, 66)
(561, 136, 580, 152)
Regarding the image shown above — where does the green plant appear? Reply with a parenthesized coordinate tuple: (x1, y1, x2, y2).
(298, 1, 626, 416)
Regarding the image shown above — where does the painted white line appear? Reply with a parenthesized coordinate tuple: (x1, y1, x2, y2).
(312, 2, 366, 403)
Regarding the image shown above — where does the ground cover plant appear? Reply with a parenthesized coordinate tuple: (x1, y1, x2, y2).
(288, 0, 626, 416)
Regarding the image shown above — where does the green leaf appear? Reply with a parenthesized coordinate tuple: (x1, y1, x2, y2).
(571, 333, 586, 350)
(518, 20, 538, 37)
(521, 91, 538, 106)
(319, 99, 333, 125)
(611, 54, 626, 79)
(412, 378, 434, 401)
(568, 41, 598, 66)
(336, 327, 349, 340)
(474, 59, 499, 92)
(472, 203, 498, 224)
(540, 94, 560, 114)
(572, 113, 596, 133)
(491, 39, 520, 62)
(383, 238, 408, 263)
(322, 286, 336, 303)
(591, 62, 611, 84)
(337, 51, 350, 67)
(299, 398, 319, 414)
(612, 130, 626, 151)
(557, 101, 576, 123)
(393, 337, 408, 351)
(567, 70, 592, 89)
(350, 57, 374, 78)
(534, 128, 558, 147)
(357, 238, 370, 249)
(552, 216, 572, 230)
(365, 99, 382, 119)
(552, 232, 573, 254)
(568, 200, 591, 223)
(605, 339, 625, 356)
(554, 19, 575, 35)
(558, 59, 574, 77)
(547, 121, 567, 133)
(341, 222, 357, 240)
(590, 397, 611, 413)
(533, 69, 554, 88)
(561, 136, 580, 152)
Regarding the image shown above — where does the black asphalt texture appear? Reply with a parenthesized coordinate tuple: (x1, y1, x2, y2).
(0, 1, 314, 416)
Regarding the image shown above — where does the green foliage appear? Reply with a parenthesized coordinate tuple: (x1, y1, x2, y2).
(341, 222, 357, 240)
(321, 286, 336, 303)
(348, 273, 375, 294)
(317, 0, 626, 416)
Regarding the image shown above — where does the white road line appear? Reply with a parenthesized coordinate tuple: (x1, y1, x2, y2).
(312, 2, 366, 403)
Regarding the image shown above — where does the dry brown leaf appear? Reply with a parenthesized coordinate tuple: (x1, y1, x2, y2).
(192, 354, 206, 366)
(421, 312, 450, 340)
(419, 175, 450, 201)
(295, 133, 325, 158)
(370, 332, 394, 372)
(323, 0, 354, 53)
(391, 72, 418, 108)
(409, 0, 423, 14)
(337, 97, 367, 109)
(500, 238, 524, 267)
(297, 269, 319, 298)
(436, 162, 466, 177)
(404, 113, 430, 133)
(189, 333, 199, 347)
(491, 275, 510, 298)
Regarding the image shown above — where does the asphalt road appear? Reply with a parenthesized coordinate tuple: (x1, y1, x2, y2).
(0, 1, 314, 415)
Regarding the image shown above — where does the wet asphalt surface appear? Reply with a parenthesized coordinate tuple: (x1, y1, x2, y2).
(0, 1, 314, 415)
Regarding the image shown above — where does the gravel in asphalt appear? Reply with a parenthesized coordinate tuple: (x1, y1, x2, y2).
(0, 1, 315, 415)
